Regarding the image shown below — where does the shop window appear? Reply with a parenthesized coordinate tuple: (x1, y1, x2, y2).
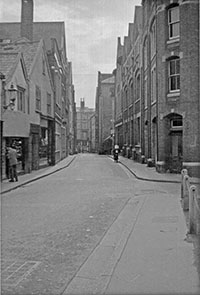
(168, 58, 180, 92)
(168, 5, 180, 39)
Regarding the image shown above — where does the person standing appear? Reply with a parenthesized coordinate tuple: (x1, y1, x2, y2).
(7, 145, 18, 182)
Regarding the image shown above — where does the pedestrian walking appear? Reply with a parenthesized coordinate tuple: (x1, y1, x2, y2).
(7, 145, 18, 182)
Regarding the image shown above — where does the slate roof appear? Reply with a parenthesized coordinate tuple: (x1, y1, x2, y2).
(102, 76, 115, 84)
(0, 52, 19, 81)
(100, 73, 114, 83)
(0, 22, 66, 52)
(0, 40, 40, 74)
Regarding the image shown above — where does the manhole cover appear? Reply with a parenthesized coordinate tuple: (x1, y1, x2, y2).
(152, 216, 178, 223)
(1, 260, 40, 286)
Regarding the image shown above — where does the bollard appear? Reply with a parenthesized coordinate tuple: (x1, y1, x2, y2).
(182, 174, 189, 211)
(141, 155, 145, 164)
(193, 187, 200, 235)
(181, 169, 188, 200)
(189, 185, 196, 234)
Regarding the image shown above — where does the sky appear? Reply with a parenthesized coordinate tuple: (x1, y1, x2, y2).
(0, 0, 141, 108)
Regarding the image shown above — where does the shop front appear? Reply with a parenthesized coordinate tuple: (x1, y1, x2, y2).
(2, 110, 30, 180)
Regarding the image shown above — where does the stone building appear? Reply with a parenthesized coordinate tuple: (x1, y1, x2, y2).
(114, 0, 200, 176)
(76, 98, 94, 153)
(89, 113, 96, 153)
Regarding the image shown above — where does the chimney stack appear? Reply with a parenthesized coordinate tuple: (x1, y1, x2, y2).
(21, 0, 34, 41)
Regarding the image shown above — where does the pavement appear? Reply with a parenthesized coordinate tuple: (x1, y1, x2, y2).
(1, 155, 76, 195)
(1, 154, 200, 294)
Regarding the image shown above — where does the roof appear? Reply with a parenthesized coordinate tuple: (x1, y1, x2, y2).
(0, 52, 20, 81)
(100, 73, 114, 84)
(100, 73, 113, 82)
(0, 21, 66, 53)
(0, 40, 40, 74)
(102, 76, 115, 84)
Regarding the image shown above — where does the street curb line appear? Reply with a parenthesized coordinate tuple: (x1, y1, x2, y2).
(1, 156, 76, 195)
(119, 161, 181, 184)
(108, 155, 181, 184)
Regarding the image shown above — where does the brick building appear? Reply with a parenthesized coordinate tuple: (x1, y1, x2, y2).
(95, 71, 115, 154)
(114, 0, 200, 176)
(76, 98, 94, 153)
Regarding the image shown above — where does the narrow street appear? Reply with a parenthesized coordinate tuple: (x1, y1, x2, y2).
(2, 153, 140, 294)
(1, 154, 199, 295)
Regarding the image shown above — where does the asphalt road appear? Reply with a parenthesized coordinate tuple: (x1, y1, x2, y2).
(1, 154, 141, 295)
(2, 153, 194, 295)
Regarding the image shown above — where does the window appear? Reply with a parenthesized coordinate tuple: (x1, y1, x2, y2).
(136, 117, 140, 145)
(170, 117, 182, 130)
(151, 66, 156, 103)
(168, 6, 180, 39)
(47, 92, 51, 115)
(17, 87, 25, 112)
(36, 85, 41, 111)
(42, 58, 46, 75)
(150, 21, 156, 58)
(123, 87, 128, 109)
(143, 38, 148, 70)
(168, 58, 180, 92)
(144, 76, 147, 108)
(136, 74, 141, 100)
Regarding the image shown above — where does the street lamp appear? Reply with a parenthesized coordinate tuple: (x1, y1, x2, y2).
(3, 83, 17, 111)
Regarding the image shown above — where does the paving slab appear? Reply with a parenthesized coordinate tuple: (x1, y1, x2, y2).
(105, 190, 200, 295)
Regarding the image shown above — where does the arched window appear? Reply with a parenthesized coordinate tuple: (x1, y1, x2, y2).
(150, 20, 156, 59)
(143, 37, 148, 70)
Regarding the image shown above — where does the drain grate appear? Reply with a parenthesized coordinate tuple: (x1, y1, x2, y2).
(1, 260, 40, 286)
(152, 216, 178, 223)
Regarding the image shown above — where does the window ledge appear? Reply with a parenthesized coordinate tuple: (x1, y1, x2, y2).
(35, 109, 42, 114)
(151, 100, 156, 106)
(135, 98, 140, 104)
(167, 37, 180, 45)
(167, 91, 180, 98)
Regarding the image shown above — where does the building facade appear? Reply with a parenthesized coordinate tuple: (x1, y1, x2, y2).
(0, 51, 30, 179)
(114, 0, 200, 177)
(76, 98, 94, 153)
(89, 113, 96, 153)
(0, 0, 75, 179)
(95, 71, 115, 154)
